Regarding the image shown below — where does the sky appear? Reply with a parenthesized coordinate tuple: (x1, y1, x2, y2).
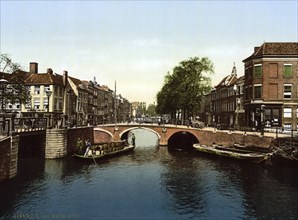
(0, 0, 297, 105)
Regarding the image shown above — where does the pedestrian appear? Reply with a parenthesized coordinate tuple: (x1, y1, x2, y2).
(131, 133, 136, 147)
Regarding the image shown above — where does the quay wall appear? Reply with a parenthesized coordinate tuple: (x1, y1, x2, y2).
(45, 129, 67, 159)
(197, 130, 274, 148)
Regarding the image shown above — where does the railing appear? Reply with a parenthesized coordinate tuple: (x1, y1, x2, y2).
(13, 117, 47, 133)
(0, 115, 47, 136)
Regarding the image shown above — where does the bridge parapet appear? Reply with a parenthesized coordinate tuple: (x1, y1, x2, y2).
(0, 113, 47, 136)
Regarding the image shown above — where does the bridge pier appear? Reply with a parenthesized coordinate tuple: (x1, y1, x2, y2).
(45, 129, 67, 159)
(159, 127, 168, 146)
(0, 135, 19, 181)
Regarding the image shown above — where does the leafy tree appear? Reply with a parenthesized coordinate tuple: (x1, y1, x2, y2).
(146, 103, 157, 116)
(0, 54, 22, 73)
(156, 57, 214, 123)
(0, 54, 30, 110)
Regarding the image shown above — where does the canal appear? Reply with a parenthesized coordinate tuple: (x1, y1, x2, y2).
(1, 129, 298, 219)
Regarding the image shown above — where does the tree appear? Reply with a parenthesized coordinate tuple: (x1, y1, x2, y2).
(0, 54, 22, 73)
(146, 103, 157, 116)
(0, 54, 30, 111)
(156, 57, 214, 123)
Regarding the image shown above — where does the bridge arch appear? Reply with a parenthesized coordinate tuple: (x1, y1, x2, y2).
(167, 130, 199, 150)
(119, 126, 161, 140)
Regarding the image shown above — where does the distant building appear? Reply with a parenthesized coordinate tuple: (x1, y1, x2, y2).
(131, 101, 146, 119)
(243, 42, 298, 131)
(0, 62, 131, 127)
(206, 63, 244, 129)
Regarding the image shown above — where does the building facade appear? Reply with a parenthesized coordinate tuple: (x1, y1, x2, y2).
(207, 64, 245, 129)
(243, 42, 298, 131)
(0, 62, 131, 127)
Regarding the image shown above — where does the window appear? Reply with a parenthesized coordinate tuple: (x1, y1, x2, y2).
(44, 85, 50, 93)
(254, 85, 262, 99)
(254, 64, 262, 77)
(284, 84, 292, 99)
(34, 86, 40, 94)
(283, 64, 292, 77)
(283, 124, 292, 131)
(34, 98, 40, 109)
(283, 108, 292, 118)
(25, 100, 31, 109)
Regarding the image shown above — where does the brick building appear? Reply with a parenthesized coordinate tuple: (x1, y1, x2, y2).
(207, 64, 245, 129)
(0, 62, 131, 127)
(243, 42, 298, 131)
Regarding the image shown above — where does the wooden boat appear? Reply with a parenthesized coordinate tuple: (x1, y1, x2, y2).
(272, 151, 298, 165)
(271, 148, 298, 166)
(193, 143, 269, 164)
(233, 143, 272, 153)
(73, 140, 135, 161)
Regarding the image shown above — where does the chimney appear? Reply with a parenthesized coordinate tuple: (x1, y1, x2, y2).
(47, 68, 53, 75)
(29, 62, 38, 73)
(63, 70, 68, 87)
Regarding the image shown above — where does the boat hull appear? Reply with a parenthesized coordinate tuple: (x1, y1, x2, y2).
(193, 144, 268, 164)
(271, 151, 298, 166)
(73, 145, 135, 161)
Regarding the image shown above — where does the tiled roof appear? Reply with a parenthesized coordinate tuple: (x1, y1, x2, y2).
(69, 76, 82, 86)
(98, 85, 112, 92)
(0, 70, 31, 83)
(25, 72, 64, 86)
(256, 42, 298, 55)
(243, 42, 298, 62)
(215, 75, 237, 88)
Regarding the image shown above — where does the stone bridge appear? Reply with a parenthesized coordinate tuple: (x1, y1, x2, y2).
(94, 124, 200, 146)
(94, 124, 275, 148)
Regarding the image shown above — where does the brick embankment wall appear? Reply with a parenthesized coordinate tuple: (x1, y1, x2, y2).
(0, 135, 19, 181)
(67, 127, 94, 155)
(198, 130, 274, 148)
(45, 129, 67, 159)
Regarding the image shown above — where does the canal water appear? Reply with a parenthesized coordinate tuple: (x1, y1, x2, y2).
(1, 129, 298, 220)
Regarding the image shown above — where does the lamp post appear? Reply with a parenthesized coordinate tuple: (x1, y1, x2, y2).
(233, 84, 238, 129)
